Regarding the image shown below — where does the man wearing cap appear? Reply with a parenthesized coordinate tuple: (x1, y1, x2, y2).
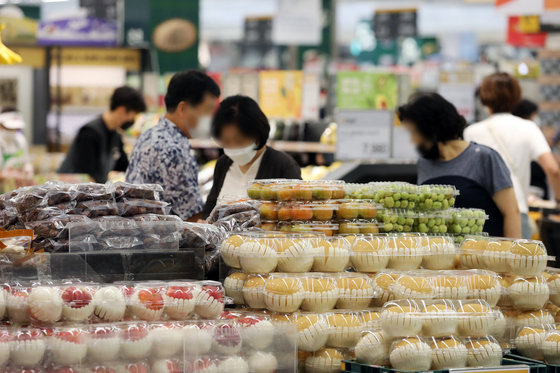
(0, 108, 33, 177)
(58, 86, 146, 183)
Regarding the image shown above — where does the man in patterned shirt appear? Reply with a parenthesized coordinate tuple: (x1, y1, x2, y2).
(126, 71, 220, 220)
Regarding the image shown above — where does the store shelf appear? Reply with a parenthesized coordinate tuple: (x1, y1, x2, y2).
(188, 138, 337, 153)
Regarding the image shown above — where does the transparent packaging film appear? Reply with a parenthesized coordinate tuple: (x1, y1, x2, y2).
(0, 316, 297, 372)
(379, 298, 503, 338)
(233, 272, 377, 313)
(0, 280, 228, 325)
(354, 331, 503, 370)
(460, 237, 551, 276)
(247, 179, 346, 202)
(219, 232, 459, 274)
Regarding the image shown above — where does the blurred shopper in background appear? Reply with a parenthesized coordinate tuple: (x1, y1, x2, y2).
(399, 93, 521, 238)
(512, 99, 549, 201)
(464, 73, 560, 238)
(58, 86, 146, 183)
(0, 108, 33, 178)
(126, 70, 220, 220)
(202, 95, 301, 217)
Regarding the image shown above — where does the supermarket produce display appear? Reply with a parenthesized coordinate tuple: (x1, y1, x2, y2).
(0, 179, 557, 373)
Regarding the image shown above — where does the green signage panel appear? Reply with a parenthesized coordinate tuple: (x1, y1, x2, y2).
(337, 71, 398, 110)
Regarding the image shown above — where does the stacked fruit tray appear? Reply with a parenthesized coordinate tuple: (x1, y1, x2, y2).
(0, 315, 295, 372)
(0, 280, 227, 325)
(220, 232, 459, 274)
(252, 180, 489, 239)
(252, 180, 384, 236)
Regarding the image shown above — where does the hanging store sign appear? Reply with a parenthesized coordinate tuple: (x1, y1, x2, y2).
(336, 71, 398, 111)
(259, 70, 303, 119)
(373, 8, 417, 41)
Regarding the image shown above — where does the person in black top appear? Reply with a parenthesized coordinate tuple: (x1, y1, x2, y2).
(202, 95, 301, 218)
(58, 86, 146, 183)
(398, 93, 521, 237)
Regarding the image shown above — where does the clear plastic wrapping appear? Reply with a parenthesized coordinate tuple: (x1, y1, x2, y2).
(0, 316, 296, 371)
(117, 198, 170, 217)
(0, 280, 227, 325)
(0, 229, 33, 258)
(460, 237, 551, 276)
(112, 181, 163, 201)
(377, 209, 417, 233)
(231, 272, 379, 312)
(248, 179, 346, 201)
(448, 208, 489, 236)
(355, 334, 503, 371)
(26, 214, 94, 240)
(220, 233, 459, 274)
(380, 299, 503, 338)
(371, 269, 502, 306)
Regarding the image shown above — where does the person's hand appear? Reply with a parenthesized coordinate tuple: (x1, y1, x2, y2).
(197, 219, 207, 223)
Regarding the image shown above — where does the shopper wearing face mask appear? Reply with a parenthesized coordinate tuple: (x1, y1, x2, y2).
(465, 73, 560, 238)
(202, 95, 301, 218)
(126, 70, 220, 220)
(59, 86, 146, 183)
(399, 93, 521, 237)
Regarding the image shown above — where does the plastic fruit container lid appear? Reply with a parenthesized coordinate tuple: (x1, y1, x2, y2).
(371, 182, 420, 210)
(282, 221, 340, 237)
(338, 220, 383, 235)
(272, 201, 339, 222)
(335, 200, 382, 221)
(414, 211, 452, 234)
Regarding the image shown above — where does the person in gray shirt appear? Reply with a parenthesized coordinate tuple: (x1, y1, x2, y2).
(397, 93, 521, 238)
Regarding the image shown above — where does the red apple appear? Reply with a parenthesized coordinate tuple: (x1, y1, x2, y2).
(62, 286, 93, 309)
(166, 286, 194, 301)
(201, 285, 223, 303)
(122, 324, 148, 341)
(54, 330, 85, 344)
(137, 288, 164, 311)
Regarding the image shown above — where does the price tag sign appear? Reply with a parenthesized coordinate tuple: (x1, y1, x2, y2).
(450, 365, 530, 373)
(335, 110, 392, 161)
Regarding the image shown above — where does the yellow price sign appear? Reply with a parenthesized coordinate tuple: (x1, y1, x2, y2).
(519, 15, 540, 34)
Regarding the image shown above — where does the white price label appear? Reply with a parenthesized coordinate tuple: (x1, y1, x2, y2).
(335, 110, 392, 161)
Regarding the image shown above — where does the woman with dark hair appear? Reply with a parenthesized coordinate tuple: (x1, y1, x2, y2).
(398, 92, 521, 237)
(465, 72, 560, 238)
(202, 95, 301, 217)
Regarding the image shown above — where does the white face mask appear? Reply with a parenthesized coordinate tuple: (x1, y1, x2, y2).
(224, 143, 258, 165)
(189, 115, 212, 138)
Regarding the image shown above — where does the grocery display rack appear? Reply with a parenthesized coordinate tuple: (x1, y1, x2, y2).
(341, 358, 545, 373)
(508, 353, 560, 373)
(0, 248, 205, 282)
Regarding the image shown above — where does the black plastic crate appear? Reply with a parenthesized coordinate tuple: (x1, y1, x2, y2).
(342, 358, 546, 373)
(507, 353, 560, 373)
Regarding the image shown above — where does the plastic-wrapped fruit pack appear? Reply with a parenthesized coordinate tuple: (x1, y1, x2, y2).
(0, 280, 227, 325)
(248, 179, 346, 201)
(509, 322, 560, 364)
(372, 182, 420, 210)
(448, 208, 489, 237)
(355, 332, 502, 371)
(460, 237, 550, 276)
(227, 272, 378, 312)
(220, 233, 459, 274)
(0, 316, 296, 372)
(379, 299, 503, 338)
(259, 200, 382, 223)
(377, 209, 417, 233)
(370, 269, 503, 307)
